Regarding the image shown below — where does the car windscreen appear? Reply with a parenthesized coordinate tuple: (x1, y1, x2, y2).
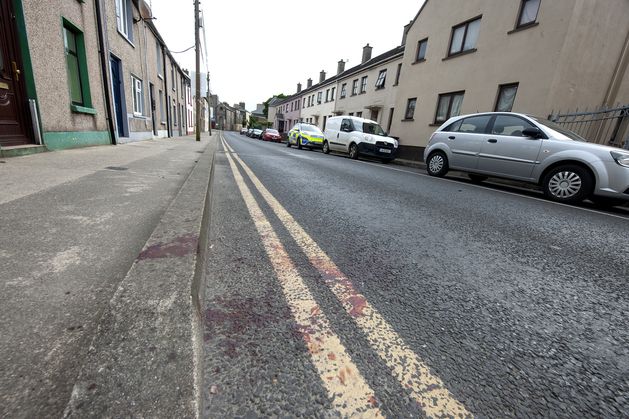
(531, 117, 587, 142)
(267, 129, 279, 134)
(363, 123, 387, 136)
(301, 125, 323, 134)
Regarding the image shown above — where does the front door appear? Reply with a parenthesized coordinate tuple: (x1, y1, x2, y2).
(109, 55, 126, 138)
(0, 0, 33, 146)
(149, 83, 157, 135)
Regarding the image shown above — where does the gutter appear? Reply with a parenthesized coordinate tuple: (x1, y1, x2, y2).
(94, 0, 117, 145)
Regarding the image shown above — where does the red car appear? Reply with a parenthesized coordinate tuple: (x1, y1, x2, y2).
(261, 129, 282, 142)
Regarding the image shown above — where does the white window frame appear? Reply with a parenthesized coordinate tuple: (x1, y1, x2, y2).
(132, 75, 143, 116)
(115, 0, 132, 41)
(375, 69, 387, 89)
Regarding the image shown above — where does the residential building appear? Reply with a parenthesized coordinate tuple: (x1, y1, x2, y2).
(391, 0, 629, 160)
(300, 70, 338, 130)
(333, 44, 404, 133)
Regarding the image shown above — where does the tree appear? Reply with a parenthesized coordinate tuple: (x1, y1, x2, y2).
(263, 94, 287, 118)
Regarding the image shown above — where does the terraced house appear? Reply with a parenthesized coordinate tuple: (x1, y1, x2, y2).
(268, 0, 629, 161)
(0, 0, 192, 157)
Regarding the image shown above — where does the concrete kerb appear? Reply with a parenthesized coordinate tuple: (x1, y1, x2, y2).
(63, 133, 218, 418)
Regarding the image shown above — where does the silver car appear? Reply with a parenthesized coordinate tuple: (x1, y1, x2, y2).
(424, 112, 629, 205)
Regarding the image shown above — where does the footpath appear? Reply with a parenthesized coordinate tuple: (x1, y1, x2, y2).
(0, 133, 217, 418)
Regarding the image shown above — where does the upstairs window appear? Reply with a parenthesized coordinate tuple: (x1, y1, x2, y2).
(156, 42, 163, 77)
(375, 69, 387, 89)
(352, 80, 358, 96)
(115, 0, 133, 42)
(360, 76, 367, 93)
(331, 87, 336, 101)
(317, 91, 322, 104)
(394, 63, 402, 85)
(416, 38, 428, 62)
(449, 17, 481, 56)
(517, 0, 541, 28)
(404, 98, 417, 120)
(325, 89, 330, 102)
(340, 83, 347, 99)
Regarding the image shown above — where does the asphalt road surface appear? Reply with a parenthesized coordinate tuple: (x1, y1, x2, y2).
(202, 131, 628, 418)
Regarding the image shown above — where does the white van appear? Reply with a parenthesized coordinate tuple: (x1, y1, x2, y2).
(323, 116, 398, 162)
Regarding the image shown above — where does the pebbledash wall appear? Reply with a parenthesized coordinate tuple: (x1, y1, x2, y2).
(20, 0, 110, 150)
(5, 0, 192, 153)
(268, 0, 629, 161)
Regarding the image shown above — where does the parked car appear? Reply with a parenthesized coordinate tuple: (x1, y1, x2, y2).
(423, 112, 629, 205)
(252, 129, 263, 139)
(323, 116, 398, 163)
(246, 128, 254, 137)
(262, 128, 282, 142)
(240, 127, 248, 135)
(287, 123, 325, 150)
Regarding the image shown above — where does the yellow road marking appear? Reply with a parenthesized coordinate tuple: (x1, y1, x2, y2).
(222, 135, 472, 418)
(222, 140, 383, 418)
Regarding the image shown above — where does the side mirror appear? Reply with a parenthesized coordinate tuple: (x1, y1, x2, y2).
(522, 127, 543, 138)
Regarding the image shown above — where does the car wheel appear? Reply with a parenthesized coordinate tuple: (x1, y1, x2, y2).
(426, 151, 449, 177)
(297, 137, 303, 150)
(286, 139, 291, 147)
(381, 159, 391, 164)
(542, 165, 593, 203)
(308, 147, 313, 151)
(323, 141, 330, 154)
(468, 174, 488, 183)
(589, 196, 625, 208)
(349, 143, 359, 160)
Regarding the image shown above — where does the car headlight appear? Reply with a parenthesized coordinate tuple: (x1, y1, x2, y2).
(394, 139, 399, 148)
(611, 151, 629, 167)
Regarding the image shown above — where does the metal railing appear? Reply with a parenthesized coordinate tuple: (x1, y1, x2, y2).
(549, 105, 629, 148)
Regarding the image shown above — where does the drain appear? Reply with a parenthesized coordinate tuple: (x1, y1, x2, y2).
(105, 166, 128, 171)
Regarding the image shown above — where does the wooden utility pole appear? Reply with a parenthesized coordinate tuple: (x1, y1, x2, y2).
(194, 0, 201, 141)
(206, 72, 212, 135)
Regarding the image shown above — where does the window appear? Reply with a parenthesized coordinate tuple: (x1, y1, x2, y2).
(159, 90, 165, 122)
(356, 111, 363, 118)
(394, 63, 402, 85)
(341, 119, 353, 131)
(171, 65, 175, 91)
(404, 98, 417, 120)
(62, 21, 92, 111)
(491, 115, 535, 137)
(115, 0, 133, 41)
(303, 97, 306, 107)
(360, 76, 367, 93)
(132, 75, 143, 115)
(156, 43, 163, 77)
(416, 38, 428, 62)
(317, 91, 322, 104)
(517, 0, 540, 28)
(375, 69, 387, 89)
(495, 83, 519, 112)
(455, 115, 492, 133)
(172, 100, 177, 125)
(387, 108, 394, 132)
(435, 91, 464, 124)
(325, 89, 330, 102)
(340, 83, 347, 99)
(449, 17, 481, 56)
(352, 80, 358, 96)
(331, 87, 336, 101)
(290, 102, 294, 112)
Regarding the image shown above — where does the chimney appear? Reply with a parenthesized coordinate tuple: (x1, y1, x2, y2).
(297, 82, 302, 93)
(239, 102, 245, 109)
(401, 20, 413, 46)
(337, 59, 346, 75)
(307, 78, 313, 88)
(319, 70, 326, 83)
(362, 43, 373, 64)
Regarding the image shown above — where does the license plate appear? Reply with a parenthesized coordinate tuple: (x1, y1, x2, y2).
(379, 148, 392, 154)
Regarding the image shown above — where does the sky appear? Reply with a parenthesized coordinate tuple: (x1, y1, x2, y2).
(150, 1, 424, 111)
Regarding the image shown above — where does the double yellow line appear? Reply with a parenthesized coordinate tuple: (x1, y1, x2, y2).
(220, 134, 471, 418)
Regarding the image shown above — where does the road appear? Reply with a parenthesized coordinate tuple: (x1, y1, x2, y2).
(202, 131, 628, 417)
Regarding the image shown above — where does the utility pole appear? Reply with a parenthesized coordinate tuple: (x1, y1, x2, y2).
(206, 72, 212, 135)
(194, 0, 201, 141)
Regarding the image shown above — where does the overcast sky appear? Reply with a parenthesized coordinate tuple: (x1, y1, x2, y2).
(150, 1, 424, 111)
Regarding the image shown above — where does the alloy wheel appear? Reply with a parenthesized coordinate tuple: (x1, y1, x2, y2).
(548, 171, 582, 199)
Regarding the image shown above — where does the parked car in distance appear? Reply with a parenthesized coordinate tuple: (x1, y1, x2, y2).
(246, 128, 254, 137)
(262, 128, 282, 142)
(287, 123, 325, 150)
(323, 116, 398, 163)
(240, 127, 248, 135)
(423, 112, 629, 205)
(252, 129, 263, 139)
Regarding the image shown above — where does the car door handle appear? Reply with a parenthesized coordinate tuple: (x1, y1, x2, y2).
(448, 136, 455, 140)
(487, 139, 498, 143)
(337, 133, 339, 139)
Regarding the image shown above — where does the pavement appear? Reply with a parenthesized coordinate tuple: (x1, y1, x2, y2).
(0, 134, 216, 418)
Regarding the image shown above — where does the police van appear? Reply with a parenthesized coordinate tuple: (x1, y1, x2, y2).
(323, 116, 398, 162)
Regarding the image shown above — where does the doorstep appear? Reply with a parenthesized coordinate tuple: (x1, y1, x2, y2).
(0, 144, 48, 158)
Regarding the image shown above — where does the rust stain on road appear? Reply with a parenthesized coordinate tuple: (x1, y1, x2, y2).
(137, 233, 198, 260)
